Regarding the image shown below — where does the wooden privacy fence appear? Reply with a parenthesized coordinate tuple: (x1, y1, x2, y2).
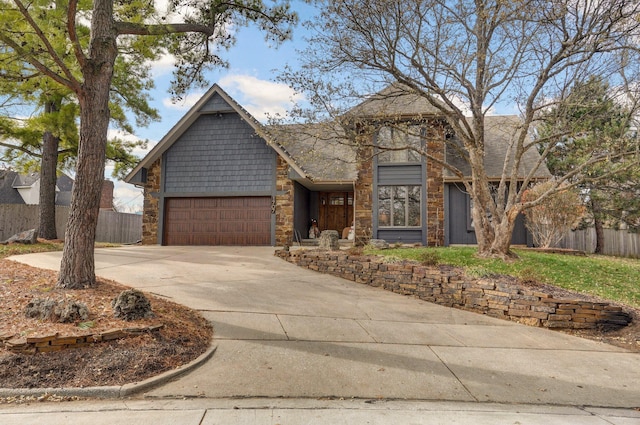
(557, 228, 640, 258)
(0, 205, 141, 244)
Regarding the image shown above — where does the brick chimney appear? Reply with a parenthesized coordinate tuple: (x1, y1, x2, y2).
(100, 180, 114, 210)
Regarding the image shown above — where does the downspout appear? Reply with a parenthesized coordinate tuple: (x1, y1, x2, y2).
(352, 181, 357, 246)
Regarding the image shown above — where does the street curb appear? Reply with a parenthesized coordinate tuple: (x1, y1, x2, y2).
(0, 344, 218, 399)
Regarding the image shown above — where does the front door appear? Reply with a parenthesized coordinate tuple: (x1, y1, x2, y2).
(319, 192, 353, 235)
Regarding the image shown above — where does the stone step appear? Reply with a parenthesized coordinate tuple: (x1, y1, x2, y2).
(297, 239, 353, 247)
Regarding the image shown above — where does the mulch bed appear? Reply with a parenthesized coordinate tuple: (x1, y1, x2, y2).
(0, 259, 212, 390)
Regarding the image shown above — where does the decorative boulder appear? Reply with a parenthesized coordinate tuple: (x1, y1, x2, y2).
(112, 289, 154, 321)
(24, 298, 89, 323)
(58, 301, 91, 323)
(368, 239, 389, 249)
(24, 299, 57, 321)
(1, 229, 38, 245)
(318, 230, 340, 250)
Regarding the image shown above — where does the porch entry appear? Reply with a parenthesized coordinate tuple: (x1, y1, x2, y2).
(318, 192, 354, 235)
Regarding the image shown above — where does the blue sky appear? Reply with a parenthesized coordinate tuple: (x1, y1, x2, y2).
(112, 1, 318, 212)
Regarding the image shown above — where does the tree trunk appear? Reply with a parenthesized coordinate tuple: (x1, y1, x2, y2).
(589, 198, 605, 254)
(593, 212, 605, 255)
(594, 217, 604, 254)
(57, 0, 117, 289)
(38, 100, 60, 240)
(488, 208, 519, 259)
(473, 185, 520, 259)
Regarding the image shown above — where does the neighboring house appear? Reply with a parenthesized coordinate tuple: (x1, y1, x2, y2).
(125, 84, 549, 247)
(0, 169, 74, 206)
(100, 180, 115, 211)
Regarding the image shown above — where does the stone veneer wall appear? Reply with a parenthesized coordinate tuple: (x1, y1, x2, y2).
(275, 156, 294, 246)
(425, 126, 445, 246)
(142, 159, 161, 245)
(354, 144, 374, 246)
(276, 250, 632, 330)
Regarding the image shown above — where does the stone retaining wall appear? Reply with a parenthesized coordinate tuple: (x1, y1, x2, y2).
(276, 250, 632, 330)
(0, 325, 164, 355)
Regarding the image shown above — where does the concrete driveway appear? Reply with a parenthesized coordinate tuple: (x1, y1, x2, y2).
(11, 245, 640, 408)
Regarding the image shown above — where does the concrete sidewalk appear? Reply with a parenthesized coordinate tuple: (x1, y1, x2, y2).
(1, 398, 639, 424)
(3, 245, 640, 422)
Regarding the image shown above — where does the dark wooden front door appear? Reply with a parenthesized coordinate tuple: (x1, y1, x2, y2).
(318, 192, 353, 234)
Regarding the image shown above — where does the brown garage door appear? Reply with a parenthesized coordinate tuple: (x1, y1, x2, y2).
(164, 197, 271, 246)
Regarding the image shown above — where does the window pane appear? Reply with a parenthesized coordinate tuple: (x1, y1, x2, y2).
(408, 186, 421, 226)
(406, 131, 422, 162)
(377, 126, 422, 163)
(392, 186, 406, 226)
(330, 196, 344, 206)
(378, 185, 422, 227)
(378, 186, 391, 226)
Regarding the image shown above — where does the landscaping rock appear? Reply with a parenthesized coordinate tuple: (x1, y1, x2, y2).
(1, 229, 38, 245)
(24, 298, 89, 323)
(112, 289, 154, 321)
(368, 239, 389, 249)
(58, 301, 90, 323)
(318, 230, 340, 250)
(24, 299, 57, 321)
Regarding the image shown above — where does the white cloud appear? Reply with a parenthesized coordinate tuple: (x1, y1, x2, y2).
(158, 74, 303, 120)
(113, 184, 144, 213)
(162, 92, 205, 111)
(219, 74, 304, 122)
(107, 129, 157, 157)
(104, 162, 144, 213)
(149, 53, 176, 77)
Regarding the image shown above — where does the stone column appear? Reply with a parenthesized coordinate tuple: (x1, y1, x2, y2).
(142, 159, 161, 245)
(275, 156, 294, 246)
(426, 126, 445, 246)
(355, 143, 374, 246)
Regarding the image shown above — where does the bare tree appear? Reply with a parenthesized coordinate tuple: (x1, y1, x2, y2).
(522, 180, 585, 248)
(284, 0, 640, 258)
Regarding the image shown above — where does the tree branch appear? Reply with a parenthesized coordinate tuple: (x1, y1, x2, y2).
(0, 140, 41, 158)
(115, 22, 214, 37)
(0, 33, 75, 90)
(67, 0, 86, 69)
(12, 0, 80, 92)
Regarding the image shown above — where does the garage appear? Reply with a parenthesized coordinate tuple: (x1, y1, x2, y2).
(163, 197, 272, 246)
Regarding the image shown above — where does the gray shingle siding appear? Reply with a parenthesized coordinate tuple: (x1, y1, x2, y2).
(0, 170, 25, 204)
(374, 163, 426, 244)
(199, 92, 235, 113)
(293, 182, 310, 240)
(377, 229, 423, 244)
(446, 183, 530, 245)
(377, 164, 423, 185)
(163, 113, 276, 193)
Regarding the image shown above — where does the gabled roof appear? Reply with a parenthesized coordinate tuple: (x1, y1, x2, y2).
(269, 120, 549, 183)
(445, 115, 551, 180)
(266, 122, 357, 182)
(124, 84, 307, 184)
(0, 170, 25, 204)
(0, 169, 75, 205)
(347, 83, 442, 119)
(12, 172, 40, 188)
(127, 83, 549, 186)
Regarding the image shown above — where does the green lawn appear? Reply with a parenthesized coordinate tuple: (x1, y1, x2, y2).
(366, 246, 640, 309)
(0, 241, 65, 259)
(0, 241, 119, 260)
